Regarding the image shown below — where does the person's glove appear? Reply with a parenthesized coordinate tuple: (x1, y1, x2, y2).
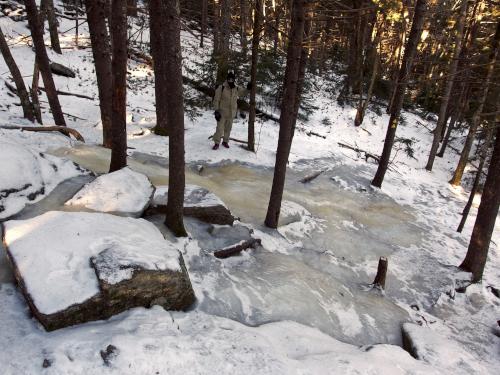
(246, 81, 252, 90)
(214, 110, 221, 121)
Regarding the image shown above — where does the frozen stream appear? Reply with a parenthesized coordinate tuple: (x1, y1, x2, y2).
(1, 144, 426, 346)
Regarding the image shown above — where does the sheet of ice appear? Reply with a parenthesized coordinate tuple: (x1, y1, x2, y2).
(0, 285, 439, 375)
(65, 167, 154, 217)
(0, 137, 85, 219)
(153, 184, 228, 208)
(277, 200, 324, 243)
(3, 211, 180, 314)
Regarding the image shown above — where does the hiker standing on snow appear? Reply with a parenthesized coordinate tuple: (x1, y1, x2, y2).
(212, 71, 252, 150)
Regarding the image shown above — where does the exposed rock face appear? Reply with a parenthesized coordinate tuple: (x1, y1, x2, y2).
(3, 211, 195, 331)
(148, 185, 235, 225)
(65, 167, 155, 218)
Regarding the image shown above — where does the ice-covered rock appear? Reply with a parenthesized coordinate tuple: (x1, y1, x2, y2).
(402, 323, 489, 373)
(149, 184, 235, 225)
(0, 138, 86, 220)
(65, 167, 155, 217)
(277, 200, 324, 242)
(2, 211, 195, 331)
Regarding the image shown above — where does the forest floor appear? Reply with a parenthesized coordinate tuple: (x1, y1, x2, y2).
(0, 13, 499, 375)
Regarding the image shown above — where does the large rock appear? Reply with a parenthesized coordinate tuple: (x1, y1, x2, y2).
(49, 62, 76, 78)
(2, 211, 195, 331)
(65, 167, 155, 217)
(148, 184, 235, 225)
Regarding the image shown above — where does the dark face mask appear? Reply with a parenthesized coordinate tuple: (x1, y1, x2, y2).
(228, 79, 235, 89)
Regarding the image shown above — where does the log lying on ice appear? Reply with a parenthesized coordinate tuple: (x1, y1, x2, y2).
(300, 170, 324, 183)
(213, 238, 262, 259)
(0, 125, 85, 142)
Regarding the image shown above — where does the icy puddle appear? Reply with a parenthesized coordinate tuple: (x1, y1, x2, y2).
(0, 144, 426, 345)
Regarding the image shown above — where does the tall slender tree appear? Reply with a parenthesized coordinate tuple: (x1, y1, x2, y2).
(265, 0, 308, 229)
(42, 0, 62, 54)
(109, 0, 128, 172)
(0, 27, 35, 122)
(84, 0, 113, 148)
(426, 0, 468, 171)
(371, 0, 427, 188)
(459, 126, 500, 282)
(24, 0, 66, 126)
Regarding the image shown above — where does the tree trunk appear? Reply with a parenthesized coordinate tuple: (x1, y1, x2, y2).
(200, 0, 207, 47)
(0, 26, 35, 122)
(24, 0, 66, 126)
(42, 0, 62, 54)
(84, 0, 113, 148)
(459, 126, 500, 282)
(215, 0, 230, 83)
(247, 0, 263, 152)
(31, 62, 43, 124)
(457, 127, 494, 233)
(240, 0, 248, 54)
(265, 0, 308, 229)
(425, 0, 467, 171)
(161, 0, 187, 237)
(109, 0, 128, 172)
(371, 0, 427, 188)
(212, 0, 220, 56)
(127, 0, 137, 16)
(450, 22, 500, 186)
(149, 0, 169, 136)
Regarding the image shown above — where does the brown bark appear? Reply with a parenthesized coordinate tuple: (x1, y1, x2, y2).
(215, 0, 230, 83)
(109, 0, 128, 172)
(0, 26, 35, 122)
(371, 0, 427, 188)
(0, 125, 85, 142)
(372, 256, 388, 289)
(31, 62, 43, 124)
(459, 126, 500, 282)
(426, 0, 467, 171)
(84, 0, 113, 148)
(24, 0, 66, 126)
(42, 0, 62, 54)
(160, 0, 187, 237)
(265, 0, 308, 229)
(450, 22, 500, 186)
(240, 0, 248, 54)
(200, 0, 207, 47)
(149, 0, 169, 136)
(247, 0, 263, 152)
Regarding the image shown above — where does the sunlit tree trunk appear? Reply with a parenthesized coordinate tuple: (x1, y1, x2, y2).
(371, 0, 427, 188)
(109, 0, 128, 172)
(25, 0, 66, 126)
(42, 0, 62, 54)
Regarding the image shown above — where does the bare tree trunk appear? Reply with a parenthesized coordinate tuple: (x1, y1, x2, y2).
(127, 0, 137, 16)
(215, 0, 230, 83)
(24, 0, 66, 126)
(109, 0, 128, 172)
(161, 0, 187, 237)
(426, 0, 468, 171)
(450, 22, 500, 186)
(42, 0, 62, 54)
(265, 0, 308, 229)
(459, 125, 500, 282)
(0, 26, 35, 122)
(149, 0, 169, 136)
(240, 0, 248, 54)
(371, 0, 427, 188)
(212, 0, 220, 56)
(31, 62, 43, 124)
(457, 127, 494, 233)
(84, 0, 113, 148)
(200, 0, 207, 47)
(247, 0, 263, 152)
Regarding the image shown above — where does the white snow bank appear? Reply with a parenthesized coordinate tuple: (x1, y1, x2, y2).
(0, 137, 85, 219)
(65, 167, 154, 217)
(277, 200, 324, 243)
(3, 211, 180, 314)
(153, 184, 228, 208)
(0, 287, 436, 375)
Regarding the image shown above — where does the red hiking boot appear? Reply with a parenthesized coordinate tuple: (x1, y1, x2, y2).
(222, 141, 230, 148)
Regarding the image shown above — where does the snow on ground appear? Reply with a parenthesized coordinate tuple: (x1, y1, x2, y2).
(4, 211, 181, 314)
(0, 10, 499, 375)
(65, 167, 154, 217)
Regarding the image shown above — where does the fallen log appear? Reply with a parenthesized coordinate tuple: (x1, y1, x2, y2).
(213, 238, 261, 259)
(49, 62, 76, 78)
(39, 87, 94, 100)
(306, 130, 326, 139)
(337, 142, 380, 163)
(0, 125, 85, 142)
(300, 170, 324, 183)
(208, 135, 247, 144)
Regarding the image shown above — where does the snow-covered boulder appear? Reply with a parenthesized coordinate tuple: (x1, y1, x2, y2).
(65, 167, 155, 217)
(2, 211, 195, 331)
(0, 138, 86, 220)
(402, 323, 488, 373)
(149, 184, 235, 225)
